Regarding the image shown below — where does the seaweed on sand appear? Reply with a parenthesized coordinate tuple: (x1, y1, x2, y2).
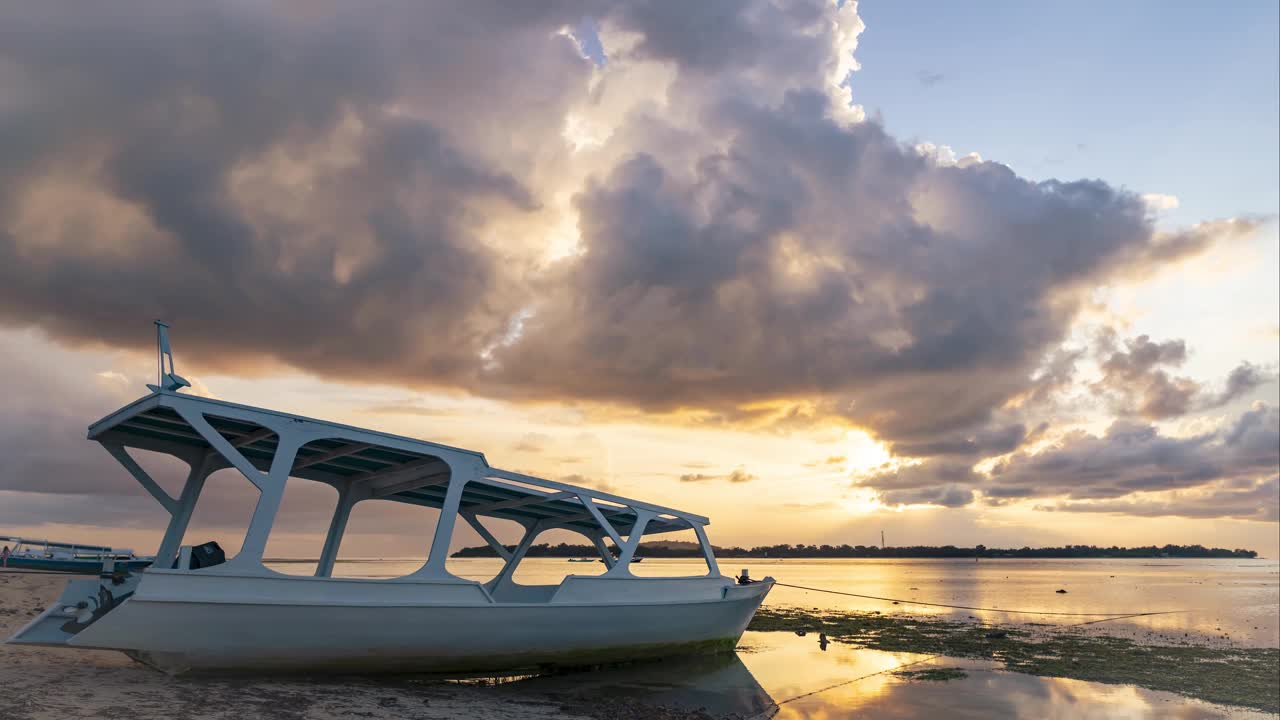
(892, 667, 968, 682)
(749, 607, 1279, 713)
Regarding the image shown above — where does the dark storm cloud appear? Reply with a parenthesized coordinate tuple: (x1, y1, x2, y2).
(611, 0, 832, 73)
(862, 403, 1279, 517)
(488, 89, 1245, 455)
(1044, 476, 1279, 522)
(860, 460, 978, 508)
(889, 423, 1038, 458)
(0, 0, 595, 385)
(0, 1, 1270, 522)
(881, 485, 974, 508)
(986, 403, 1279, 501)
(860, 460, 978, 492)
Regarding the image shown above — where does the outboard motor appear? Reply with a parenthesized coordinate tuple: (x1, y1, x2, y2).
(189, 541, 225, 569)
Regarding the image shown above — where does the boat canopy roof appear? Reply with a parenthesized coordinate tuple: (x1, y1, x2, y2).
(87, 392, 704, 537)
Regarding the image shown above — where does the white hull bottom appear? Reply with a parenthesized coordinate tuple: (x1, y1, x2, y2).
(21, 582, 772, 675)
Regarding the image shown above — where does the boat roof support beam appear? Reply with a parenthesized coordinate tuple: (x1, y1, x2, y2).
(153, 453, 216, 569)
(692, 522, 720, 577)
(315, 482, 366, 578)
(466, 491, 575, 516)
(603, 509, 654, 577)
(100, 442, 178, 515)
(461, 512, 511, 562)
(231, 427, 277, 448)
(578, 493, 624, 548)
(355, 456, 445, 488)
(484, 520, 544, 596)
(591, 534, 616, 570)
(369, 473, 450, 499)
(293, 442, 374, 472)
(172, 404, 309, 571)
(408, 474, 471, 581)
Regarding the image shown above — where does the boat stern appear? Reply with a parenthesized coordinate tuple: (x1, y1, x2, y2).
(7, 571, 140, 649)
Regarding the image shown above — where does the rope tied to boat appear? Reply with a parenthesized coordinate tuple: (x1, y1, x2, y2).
(770, 581, 1189, 620)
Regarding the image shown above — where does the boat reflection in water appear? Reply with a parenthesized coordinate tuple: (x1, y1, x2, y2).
(503, 649, 778, 718)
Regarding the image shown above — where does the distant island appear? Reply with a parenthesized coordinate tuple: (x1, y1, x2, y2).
(452, 541, 1257, 559)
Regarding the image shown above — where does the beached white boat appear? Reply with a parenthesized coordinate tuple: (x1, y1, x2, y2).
(8, 323, 773, 674)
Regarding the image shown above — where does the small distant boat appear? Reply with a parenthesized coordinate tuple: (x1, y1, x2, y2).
(567, 557, 596, 563)
(1, 537, 152, 574)
(9, 322, 773, 675)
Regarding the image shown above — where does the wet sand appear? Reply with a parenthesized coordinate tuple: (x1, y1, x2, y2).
(0, 572, 701, 720)
(750, 606, 1280, 713)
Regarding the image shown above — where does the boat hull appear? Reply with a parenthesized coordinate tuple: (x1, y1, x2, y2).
(112, 595, 766, 674)
(13, 572, 772, 675)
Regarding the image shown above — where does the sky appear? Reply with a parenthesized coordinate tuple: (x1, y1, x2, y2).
(0, 1, 1276, 560)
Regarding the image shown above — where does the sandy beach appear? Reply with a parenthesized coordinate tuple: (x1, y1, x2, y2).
(0, 572, 702, 720)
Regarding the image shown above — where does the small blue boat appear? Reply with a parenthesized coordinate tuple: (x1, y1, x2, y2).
(1, 536, 152, 574)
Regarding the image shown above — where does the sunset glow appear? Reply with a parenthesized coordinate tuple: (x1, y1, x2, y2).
(0, 1, 1275, 560)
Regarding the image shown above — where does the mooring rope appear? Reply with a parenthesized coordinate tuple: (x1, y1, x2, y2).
(771, 581, 1188, 619)
(774, 653, 944, 706)
(742, 653, 947, 718)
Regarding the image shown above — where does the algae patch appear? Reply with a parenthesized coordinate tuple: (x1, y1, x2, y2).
(749, 607, 1279, 713)
(893, 667, 968, 682)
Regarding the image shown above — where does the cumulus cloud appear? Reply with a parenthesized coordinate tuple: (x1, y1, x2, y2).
(1090, 330, 1271, 419)
(0, 1, 1270, 523)
(1091, 332, 1198, 418)
(882, 485, 974, 508)
(861, 403, 1279, 517)
(1043, 476, 1278, 522)
(987, 403, 1279, 502)
(0, 1, 596, 386)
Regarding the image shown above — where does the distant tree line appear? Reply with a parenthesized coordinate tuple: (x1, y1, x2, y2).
(452, 542, 1257, 559)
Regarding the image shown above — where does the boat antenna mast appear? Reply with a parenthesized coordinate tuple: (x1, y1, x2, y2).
(149, 320, 191, 393)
